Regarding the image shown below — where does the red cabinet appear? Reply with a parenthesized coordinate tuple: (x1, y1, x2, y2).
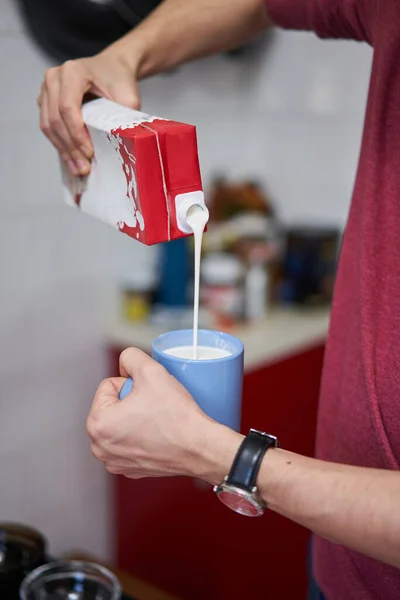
(110, 342, 325, 600)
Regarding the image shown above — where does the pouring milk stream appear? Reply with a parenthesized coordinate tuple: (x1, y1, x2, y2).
(185, 204, 209, 359)
(162, 203, 233, 361)
(166, 203, 233, 361)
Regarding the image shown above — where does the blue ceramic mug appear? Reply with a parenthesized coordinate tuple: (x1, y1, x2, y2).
(119, 329, 244, 431)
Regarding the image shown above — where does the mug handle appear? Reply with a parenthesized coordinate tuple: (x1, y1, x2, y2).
(119, 377, 133, 400)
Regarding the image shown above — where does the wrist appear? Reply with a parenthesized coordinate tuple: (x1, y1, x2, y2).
(102, 33, 146, 80)
(192, 420, 244, 485)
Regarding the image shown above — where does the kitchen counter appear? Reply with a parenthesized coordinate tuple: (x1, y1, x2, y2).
(106, 306, 330, 372)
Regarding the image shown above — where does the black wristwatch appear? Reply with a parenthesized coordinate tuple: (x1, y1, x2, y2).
(213, 429, 280, 517)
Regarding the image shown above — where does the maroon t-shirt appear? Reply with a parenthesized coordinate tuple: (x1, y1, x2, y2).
(265, 1, 400, 598)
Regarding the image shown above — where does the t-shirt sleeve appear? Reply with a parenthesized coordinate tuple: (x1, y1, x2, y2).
(265, 0, 375, 43)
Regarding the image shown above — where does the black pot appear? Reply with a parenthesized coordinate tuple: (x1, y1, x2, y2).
(0, 523, 47, 600)
(16, 0, 162, 63)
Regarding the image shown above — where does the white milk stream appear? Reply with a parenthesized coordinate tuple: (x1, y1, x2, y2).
(164, 203, 233, 361)
(185, 204, 210, 359)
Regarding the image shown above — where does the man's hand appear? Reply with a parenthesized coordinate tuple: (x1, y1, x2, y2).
(87, 348, 240, 480)
(38, 0, 271, 178)
(38, 50, 140, 177)
(87, 347, 400, 568)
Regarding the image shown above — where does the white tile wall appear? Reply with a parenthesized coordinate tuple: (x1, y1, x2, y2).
(0, 0, 372, 562)
(0, 0, 150, 561)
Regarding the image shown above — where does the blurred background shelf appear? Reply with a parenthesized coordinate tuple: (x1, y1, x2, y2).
(106, 306, 330, 372)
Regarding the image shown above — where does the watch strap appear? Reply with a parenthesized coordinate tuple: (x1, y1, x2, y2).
(226, 430, 279, 491)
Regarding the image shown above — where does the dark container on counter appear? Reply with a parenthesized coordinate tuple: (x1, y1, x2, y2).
(0, 523, 47, 599)
(280, 226, 341, 305)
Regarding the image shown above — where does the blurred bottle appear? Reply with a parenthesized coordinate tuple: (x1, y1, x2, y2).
(155, 237, 190, 308)
(201, 253, 245, 329)
(121, 266, 157, 324)
(245, 256, 269, 323)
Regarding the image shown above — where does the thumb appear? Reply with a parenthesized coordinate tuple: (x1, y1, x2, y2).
(90, 377, 126, 412)
(119, 347, 155, 380)
(110, 80, 141, 111)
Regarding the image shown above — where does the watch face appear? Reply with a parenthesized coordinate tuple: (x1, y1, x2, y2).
(217, 489, 262, 517)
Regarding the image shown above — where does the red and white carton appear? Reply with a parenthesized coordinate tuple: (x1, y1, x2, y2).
(61, 98, 206, 245)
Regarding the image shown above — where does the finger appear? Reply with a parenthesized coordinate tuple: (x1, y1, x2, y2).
(45, 68, 90, 175)
(119, 347, 158, 380)
(59, 61, 94, 161)
(39, 80, 63, 149)
(90, 377, 125, 413)
(39, 83, 79, 176)
(39, 87, 65, 156)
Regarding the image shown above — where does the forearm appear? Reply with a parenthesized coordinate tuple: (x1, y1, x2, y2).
(107, 0, 272, 79)
(198, 423, 400, 568)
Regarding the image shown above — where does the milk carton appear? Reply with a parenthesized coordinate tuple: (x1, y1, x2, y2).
(61, 98, 206, 245)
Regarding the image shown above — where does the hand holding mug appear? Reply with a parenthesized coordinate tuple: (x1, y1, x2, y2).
(87, 348, 240, 481)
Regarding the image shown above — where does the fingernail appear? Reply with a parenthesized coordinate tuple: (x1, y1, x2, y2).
(76, 159, 89, 174)
(80, 145, 93, 159)
(68, 160, 78, 176)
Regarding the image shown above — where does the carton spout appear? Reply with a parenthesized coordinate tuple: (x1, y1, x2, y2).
(175, 191, 209, 234)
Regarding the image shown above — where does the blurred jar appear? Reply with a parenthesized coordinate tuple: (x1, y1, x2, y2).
(0, 523, 46, 600)
(201, 253, 245, 329)
(280, 226, 340, 305)
(20, 560, 121, 600)
(120, 267, 157, 324)
(244, 246, 273, 323)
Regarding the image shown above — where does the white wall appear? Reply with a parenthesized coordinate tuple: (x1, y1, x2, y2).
(0, 0, 372, 560)
(0, 0, 149, 560)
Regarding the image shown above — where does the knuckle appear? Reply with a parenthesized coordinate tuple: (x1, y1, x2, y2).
(70, 149, 85, 163)
(86, 412, 103, 440)
(97, 378, 112, 395)
(61, 151, 72, 162)
(59, 102, 73, 116)
(40, 121, 50, 135)
(105, 464, 119, 475)
(48, 115, 61, 129)
(90, 442, 103, 461)
(70, 130, 85, 147)
(44, 67, 57, 84)
(62, 59, 77, 73)
(86, 416, 96, 440)
(64, 58, 88, 78)
(69, 142, 83, 157)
